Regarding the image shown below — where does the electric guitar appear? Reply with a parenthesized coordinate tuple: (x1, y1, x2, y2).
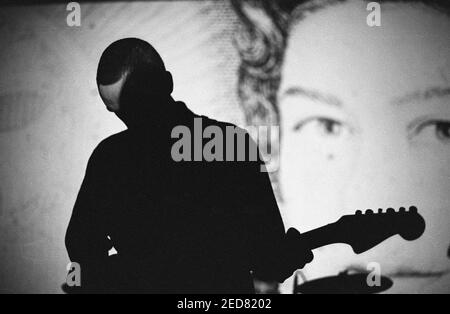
(292, 206, 425, 254)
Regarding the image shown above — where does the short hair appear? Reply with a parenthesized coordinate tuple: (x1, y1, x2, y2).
(96, 37, 166, 86)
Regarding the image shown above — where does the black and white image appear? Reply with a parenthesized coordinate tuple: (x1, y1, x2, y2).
(0, 0, 449, 295)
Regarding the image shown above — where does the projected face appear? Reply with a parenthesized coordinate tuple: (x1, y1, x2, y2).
(278, 2, 450, 293)
(98, 76, 126, 113)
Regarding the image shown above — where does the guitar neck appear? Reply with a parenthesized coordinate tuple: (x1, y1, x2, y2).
(297, 223, 342, 250)
(292, 207, 425, 254)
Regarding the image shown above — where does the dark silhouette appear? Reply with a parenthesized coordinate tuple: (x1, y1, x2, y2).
(290, 206, 425, 293)
(293, 206, 425, 255)
(65, 38, 314, 294)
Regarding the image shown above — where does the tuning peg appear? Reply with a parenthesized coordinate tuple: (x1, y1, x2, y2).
(386, 207, 395, 214)
(365, 209, 374, 215)
(355, 210, 363, 215)
(399, 207, 406, 213)
(378, 208, 383, 214)
(409, 206, 418, 213)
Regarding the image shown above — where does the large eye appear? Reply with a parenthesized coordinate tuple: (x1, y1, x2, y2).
(410, 119, 450, 144)
(293, 117, 348, 138)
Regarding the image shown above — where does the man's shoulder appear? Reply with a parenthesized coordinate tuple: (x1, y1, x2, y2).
(197, 115, 263, 165)
(91, 130, 130, 159)
(198, 115, 248, 134)
(101, 130, 129, 144)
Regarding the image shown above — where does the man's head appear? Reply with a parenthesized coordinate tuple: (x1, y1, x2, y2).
(96, 38, 173, 119)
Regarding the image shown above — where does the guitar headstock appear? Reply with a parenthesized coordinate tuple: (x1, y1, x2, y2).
(334, 206, 426, 254)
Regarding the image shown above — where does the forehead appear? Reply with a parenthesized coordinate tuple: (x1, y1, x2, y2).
(281, 1, 450, 98)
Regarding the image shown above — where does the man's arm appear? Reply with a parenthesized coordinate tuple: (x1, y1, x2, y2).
(65, 145, 112, 291)
(244, 139, 313, 283)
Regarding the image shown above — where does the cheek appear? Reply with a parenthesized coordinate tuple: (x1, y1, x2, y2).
(407, 146, 450, 241)
(279, 129, 359, 230)
(279, 121, 450, 266)
(110, 101, 121, 112)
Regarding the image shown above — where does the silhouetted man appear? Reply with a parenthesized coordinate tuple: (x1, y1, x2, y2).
(65, 38, 313, 293)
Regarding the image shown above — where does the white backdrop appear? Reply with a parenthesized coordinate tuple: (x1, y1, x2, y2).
(0, 1, 242, 293)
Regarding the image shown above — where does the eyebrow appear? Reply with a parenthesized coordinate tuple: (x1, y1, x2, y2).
(393, 87, 450, 106)
(281, 86, 450, 108)
(281, 86, 343, 107)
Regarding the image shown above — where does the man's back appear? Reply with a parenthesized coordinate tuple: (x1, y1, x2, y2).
(66, 102, 288, 293)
